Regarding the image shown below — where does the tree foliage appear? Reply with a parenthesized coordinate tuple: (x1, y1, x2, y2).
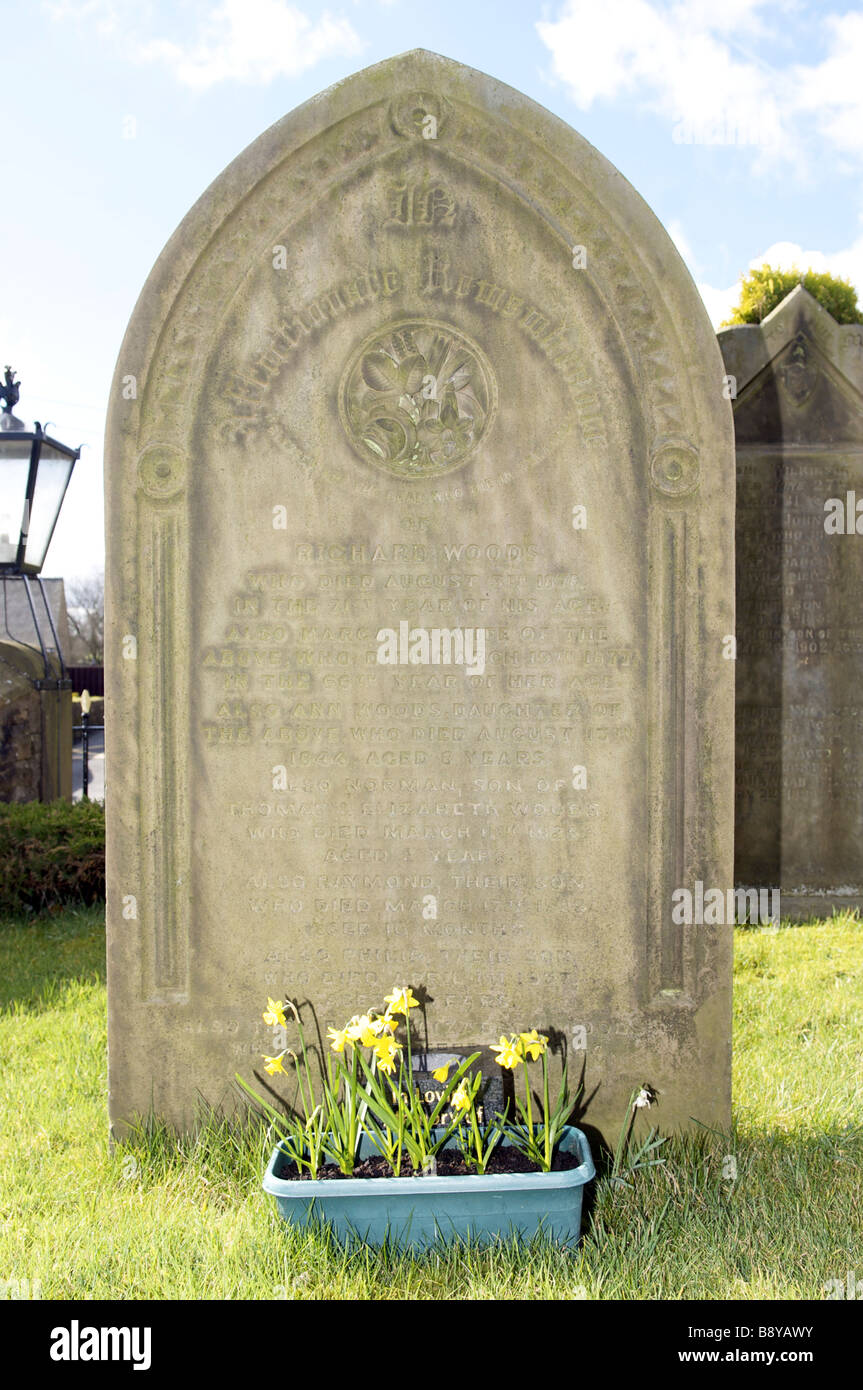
(722, 264, 863, 327)
(66, 572, 104, 664)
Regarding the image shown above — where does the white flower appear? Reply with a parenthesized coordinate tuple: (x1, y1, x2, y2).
(634, 1086, 653, 1109)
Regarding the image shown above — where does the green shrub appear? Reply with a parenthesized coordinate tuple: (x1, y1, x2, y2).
(722, 264, 863, 326)
(0, 800, 105, 918)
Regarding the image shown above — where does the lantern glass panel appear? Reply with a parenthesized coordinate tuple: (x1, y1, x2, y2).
(26, 445, 76, 571)
(0, 437, 32, 567)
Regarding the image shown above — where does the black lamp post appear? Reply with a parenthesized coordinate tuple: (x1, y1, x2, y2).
(0, 367, 80, 800)
(0, 367, 80, 576)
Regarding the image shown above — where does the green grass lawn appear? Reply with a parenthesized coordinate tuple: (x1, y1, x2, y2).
(1, 905, 861, 1300)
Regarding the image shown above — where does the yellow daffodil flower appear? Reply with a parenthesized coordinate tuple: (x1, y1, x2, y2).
(327, 1024, 351, 1052)
(344, 1013, 385, 1047)
(383, 985, 420, 1017)
(262, 1051, 288, 1076)
(491, 1034, 523, 1070)
(432, 1063, 450, 1083)
(374, 1033, 403, 1074)
(518, 1029, 548, 1061)
(262, 998, 287, 1028)
(452, 1079, 471, 1113)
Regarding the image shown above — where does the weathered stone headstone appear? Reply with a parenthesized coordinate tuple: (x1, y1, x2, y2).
(105, 50, 735, 1142)
(720, 287, 863, 918)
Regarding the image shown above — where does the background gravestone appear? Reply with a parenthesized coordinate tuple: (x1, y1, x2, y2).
(0, 577, 72, 803)
(720, 287, 863, 918)
(105, 50, 735, 1142)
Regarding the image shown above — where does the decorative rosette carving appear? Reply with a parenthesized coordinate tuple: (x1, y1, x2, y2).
(137, 445, 187, 500)
(649, 438, 700, 497)
(389, 90, 450, 139)
(339, 319, 497, 479)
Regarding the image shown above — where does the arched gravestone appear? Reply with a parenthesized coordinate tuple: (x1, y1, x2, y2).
(105, 50, 735, 1140)
(720, 287, 863, 918)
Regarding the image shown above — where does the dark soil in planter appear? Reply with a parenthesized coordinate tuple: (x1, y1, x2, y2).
(284, 1147, 583, 1180)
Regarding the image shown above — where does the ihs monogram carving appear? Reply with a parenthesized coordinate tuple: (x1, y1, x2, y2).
(339, 319, 498, 479)
(386, 181, 457, 227)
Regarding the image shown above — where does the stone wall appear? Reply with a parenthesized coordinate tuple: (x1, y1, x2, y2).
(0, 578, 73, 802)
(0, 657, 42, 801)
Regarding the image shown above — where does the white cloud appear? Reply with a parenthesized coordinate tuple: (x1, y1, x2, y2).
(47, 0, 364, 89)
(696, 236, 863, 328)
(138, 0, 363, 88)
(537, 1, 863, 164)
(44, 0, 124, 33)
(696, 277, 741, 329)
(537, 0, 785, 150)
(793, 10, 863, 158)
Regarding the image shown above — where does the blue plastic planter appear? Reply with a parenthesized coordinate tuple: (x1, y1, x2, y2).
(263, 1126, 594, 1251)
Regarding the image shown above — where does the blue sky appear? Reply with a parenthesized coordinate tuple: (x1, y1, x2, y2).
(2, 0, 861, 581)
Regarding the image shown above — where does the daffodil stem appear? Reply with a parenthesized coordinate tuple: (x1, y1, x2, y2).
(543, 1052, 551, 1171)
(405, 1013, 413, 1100)
(396, 1059, 405, 1176)
(349, 1046, 359, 1162)
(396, 1090, 404, 1177)
(294, 1015, 312, 1120)
(470, 1103, 483, 1173)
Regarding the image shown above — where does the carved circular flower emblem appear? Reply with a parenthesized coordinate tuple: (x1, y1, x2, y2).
(389, 90, 450, 139)
(137, 445, 186, 499)
(649, 439, 700, 497)
(338, 319, 497, 479)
